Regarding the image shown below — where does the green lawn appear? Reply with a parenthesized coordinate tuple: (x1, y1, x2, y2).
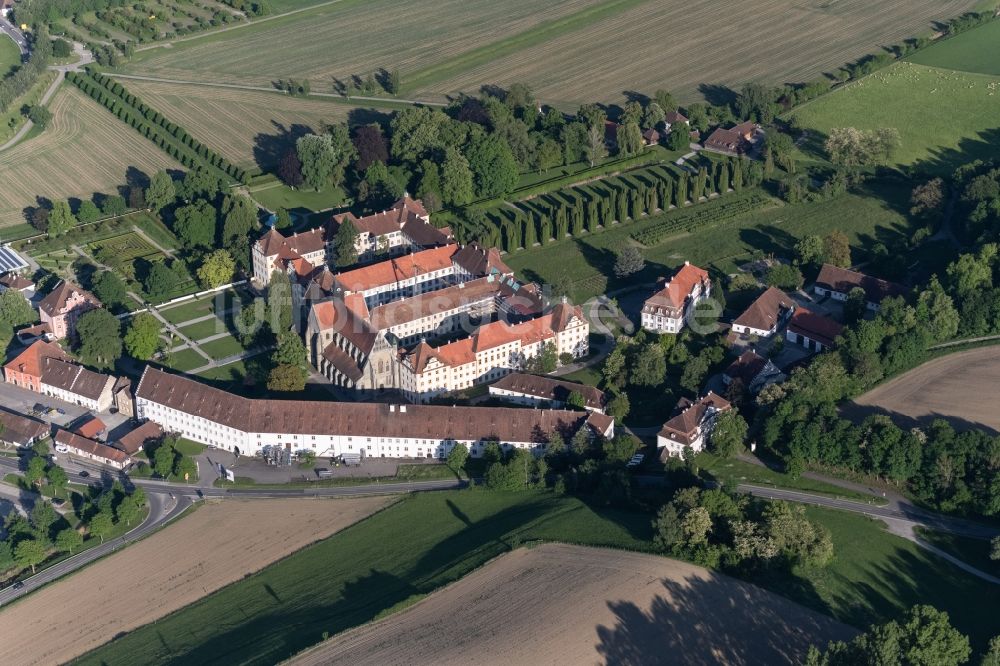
(249, 182, 346, 213)
(199, 335, 248, 360)
(0, 35, 21, 79)
(178, 315, 232, 342)
(163, 347, 208, 372)
(908, 19, 1000, 75)
(174, 437, 207, 456)
(789, 61, 1000, 175)
(915, 528, 1000, 576)
(696, 453, 882, 503)
(75, 491, 653, 665)
(130, 211, 181, 252)
(195, 360, 248, 382)
(157, 288, 245, 325)
(771, 507, 1000, 653)
(505, 180, 916, 303)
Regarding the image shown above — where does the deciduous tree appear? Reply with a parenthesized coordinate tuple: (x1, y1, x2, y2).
(267, 363, 306, 391)
(710, 409, 748, 457)
(173, 199, 217, 249)
(124, 312, 162, 360)
(0, 289, 35, 328)
(56, 527, 83, 554)
(75, 309, 122, 368)
(197, 249, 236, 289)
(88, 511, 114, 544)
(446, 442, 469, 474)
(441, 147, 474, 206)
(14, 538, 46, 574)
(145, 171, 176, 212)
(47, 200, 76, 236)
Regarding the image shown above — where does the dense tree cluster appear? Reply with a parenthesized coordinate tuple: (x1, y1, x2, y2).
(757, 242, 1000, 516)
(653, 487, 833, 571)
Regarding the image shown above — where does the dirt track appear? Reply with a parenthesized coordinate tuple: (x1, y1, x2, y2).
(0, 497, 388, 666)
(290, 543, 855, 666)
(848, 346, 1000, 433)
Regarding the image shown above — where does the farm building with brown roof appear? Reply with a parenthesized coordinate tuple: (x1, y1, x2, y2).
(703, 121, 762, 156)
(488, 373, 606, 412)
(0, 409, 49, 447)
(724, 350, 784, 394)
(731, 287, 796, 339)
(134, 367, 613, 460)
(657, 392, 731, 458)
(786, 308, 844, 353)
(813, 264, 906, 310)
(54, 430, 130, 469)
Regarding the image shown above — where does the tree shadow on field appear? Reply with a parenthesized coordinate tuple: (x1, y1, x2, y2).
(253, 122, 313, 172)
(125, 166, 151, 190)
(738, 224, 799, 257)
(698, 83, 738, 108)
(596, 571, 854, 665)
(622, 90, 650, 105)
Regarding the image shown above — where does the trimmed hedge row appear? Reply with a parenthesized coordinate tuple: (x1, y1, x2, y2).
(630, 191, 772, 246)
(465, 157, 754, 253)
(66, 71, 246, 183)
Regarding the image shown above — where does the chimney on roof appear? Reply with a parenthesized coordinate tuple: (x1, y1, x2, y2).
(684, 260, 689, 266)
(389, 405, 395, 412)
(400, 405, 407, 413)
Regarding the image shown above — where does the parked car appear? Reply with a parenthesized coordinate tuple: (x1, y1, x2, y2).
(78, 470, 89, 478)
(315, 468, 333, 479)
(626, 453, 645, 468)
(51, 498, 65, 507)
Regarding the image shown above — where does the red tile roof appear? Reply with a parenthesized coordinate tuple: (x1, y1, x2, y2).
(644, 263, 709, 312)
(4, 340, 70, 378)
(74, 416, 106, 440)
(369, 277, 500, 330)
(334, 244, 459, 293)
(788, 308, 844, 348)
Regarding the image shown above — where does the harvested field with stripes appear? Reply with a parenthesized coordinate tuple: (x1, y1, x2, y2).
(289, 544, 856, 666)
(121, 79, 362, 169)
(0, 85, 180, 229)
(122, 0, 607, 95)
(119, 0, 980, 106)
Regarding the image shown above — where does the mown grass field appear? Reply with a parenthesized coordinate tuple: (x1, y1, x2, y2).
(505, 180, 915, 303)
(121, 0, 608, 94)
(0, 69, 56, 147)
(0, 85, 181, 229)
(118, 0, 981, 105)
(0, 35, 21, 78)
(120, 79, 382, 169)
(908, 19, 1000, 75)
(75, 490, 1000, 664)
(789, 61, 1000, 174)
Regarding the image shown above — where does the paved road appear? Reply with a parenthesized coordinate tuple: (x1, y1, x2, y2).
(0, 491, 190, 607)
(0, 17, 28, 54)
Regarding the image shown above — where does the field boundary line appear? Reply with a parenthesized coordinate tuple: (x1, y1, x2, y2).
(104, 73, 445, 108)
